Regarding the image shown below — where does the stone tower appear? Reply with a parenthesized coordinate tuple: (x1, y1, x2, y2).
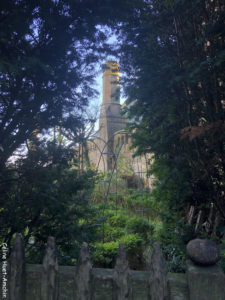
(98, 61, 126, 169)
(88, 62, 151, 183)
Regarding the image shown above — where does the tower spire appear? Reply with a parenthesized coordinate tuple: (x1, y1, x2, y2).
(98, 61, 126, 169)
(102, 61, 120, 105)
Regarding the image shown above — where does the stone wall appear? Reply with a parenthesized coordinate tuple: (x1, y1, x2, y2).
(1, 235, 225, 300)
(1, 265, 188, 300)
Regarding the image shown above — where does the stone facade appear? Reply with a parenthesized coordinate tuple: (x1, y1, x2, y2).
(88, 61, 149, 178)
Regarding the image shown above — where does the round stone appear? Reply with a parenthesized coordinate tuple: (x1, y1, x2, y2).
(186, 239, 220, 266)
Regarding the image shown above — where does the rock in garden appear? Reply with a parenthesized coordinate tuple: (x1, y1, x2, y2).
(187, 239, 220, 266)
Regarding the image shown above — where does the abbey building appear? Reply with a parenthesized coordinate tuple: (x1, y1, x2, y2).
(88, 61, 150, 180)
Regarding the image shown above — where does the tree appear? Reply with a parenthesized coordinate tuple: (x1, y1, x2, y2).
(0, 0, 146, 261)
(60, 103, 101, 170)
(0, 0, 140, 170)
(0, 139, 98, 264)
(117, 0, 225, 233)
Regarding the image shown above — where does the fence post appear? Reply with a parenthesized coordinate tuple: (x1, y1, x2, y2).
(9, 233, 26, 300)
(186, 239, 225, 300)
(41, 236, 59, 300)
(187, 259, 225, 300)
(147, 242, 169, 300)
(74, 242, 92, 300)
(113, 243, 131, 300)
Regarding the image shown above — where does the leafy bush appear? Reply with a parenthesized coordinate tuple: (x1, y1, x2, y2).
(120, 233, 143, 252)
(92, 241, 119, 267)
(124, 190, 152, 217)
(109, 214, 129, 227)
(92, 233, 145, 269)
(0, 142, 99, 265)
(102, 223, 125, 242)
(157, 223, 187, 273)
(91, 174, 191, 272)
(92, 173, 128, 203)
(120, 233, 145, 269)
(126, 217, 154, 240)
(162, 244, 186, 273)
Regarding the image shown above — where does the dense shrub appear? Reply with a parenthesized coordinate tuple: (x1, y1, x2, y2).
(92, 233, 145, 269)
(92, 241, 119, 267)
(109, 214, 129, 227)
(126, 217, 154, 240)
(102, 224, 125, 242)
(120, 233, 145, 269)
(0, 142, 98, 265)
(157, 223, 187, 273)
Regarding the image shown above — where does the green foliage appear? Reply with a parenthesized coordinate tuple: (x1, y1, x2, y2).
(156, 221, 195, 273)
(126, 217, 154, 240)
(123, 189, 153, 217)
(109, 214, 129, 228)
(0, 0, 140, 169)
(117, 0, 225, 238)
(92, 241, 119, 267)
(91, 173, 189, 271)
(101, 224, 125, 242)
(93, 171, 154, 222)
(162, 243, 186, 273)
(92, 233, 144, 269)
(90, 201, 152, 269)
(91, 197, 192, 272)
(0, 141, 98, 265)
(92, 172, 128, 204)
(119, 233, 143, 251)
